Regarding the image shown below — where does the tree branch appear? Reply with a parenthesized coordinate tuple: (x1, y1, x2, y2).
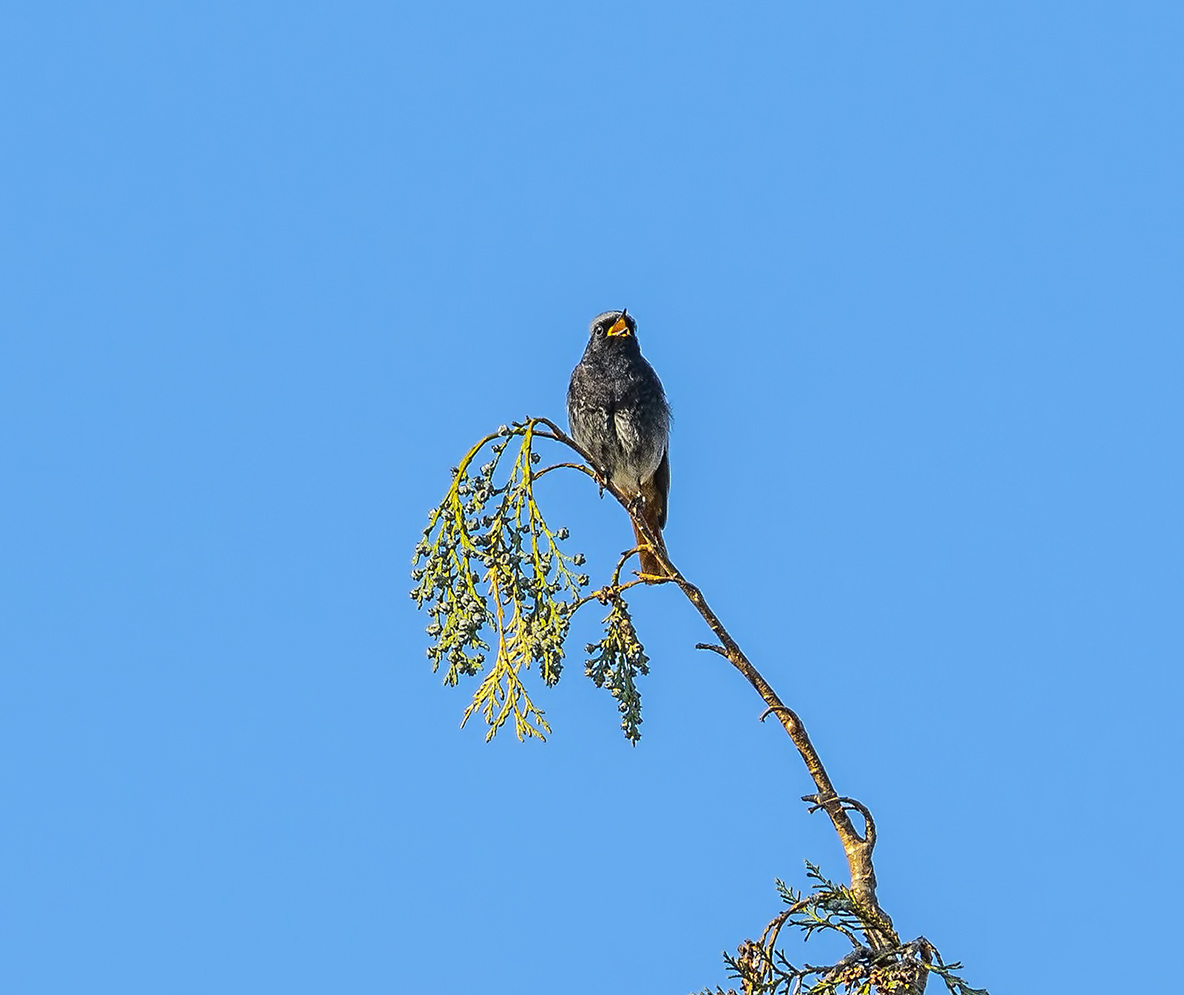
(529, 417, 898, 949)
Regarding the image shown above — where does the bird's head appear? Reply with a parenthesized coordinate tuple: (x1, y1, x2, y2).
(588, 309, 637, 349)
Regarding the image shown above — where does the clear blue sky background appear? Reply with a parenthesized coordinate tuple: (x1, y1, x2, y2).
(4, 3, 1181, 992)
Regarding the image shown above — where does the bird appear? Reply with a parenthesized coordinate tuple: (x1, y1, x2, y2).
(567, 309, 672, 580)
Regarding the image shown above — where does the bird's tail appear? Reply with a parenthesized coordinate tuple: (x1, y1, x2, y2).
(631, 508, 672, 581)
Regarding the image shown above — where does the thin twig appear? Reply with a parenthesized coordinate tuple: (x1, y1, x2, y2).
(532, 462, 599, 483)
(695, 643, 728, 657)
(566, 577, 652, 615)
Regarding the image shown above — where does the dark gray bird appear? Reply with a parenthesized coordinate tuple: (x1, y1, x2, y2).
(567, 309, 671, 579)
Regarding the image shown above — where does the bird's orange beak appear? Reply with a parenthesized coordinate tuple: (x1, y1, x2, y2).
(607, 315, 631, 337)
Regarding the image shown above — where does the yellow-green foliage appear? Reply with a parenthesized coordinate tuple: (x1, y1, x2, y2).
(410, 421, 590, 741)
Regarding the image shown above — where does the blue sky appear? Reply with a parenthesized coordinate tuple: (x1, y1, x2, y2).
(3, 2, 1182, 992)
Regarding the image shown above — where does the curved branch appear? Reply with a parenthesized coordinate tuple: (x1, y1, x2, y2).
(759, 898, 811, 964)
(843, 796, 877, 852)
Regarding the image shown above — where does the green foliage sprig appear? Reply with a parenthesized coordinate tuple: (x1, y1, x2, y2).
(410, 419, 652, 742)
(585, 591, 650, 743)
